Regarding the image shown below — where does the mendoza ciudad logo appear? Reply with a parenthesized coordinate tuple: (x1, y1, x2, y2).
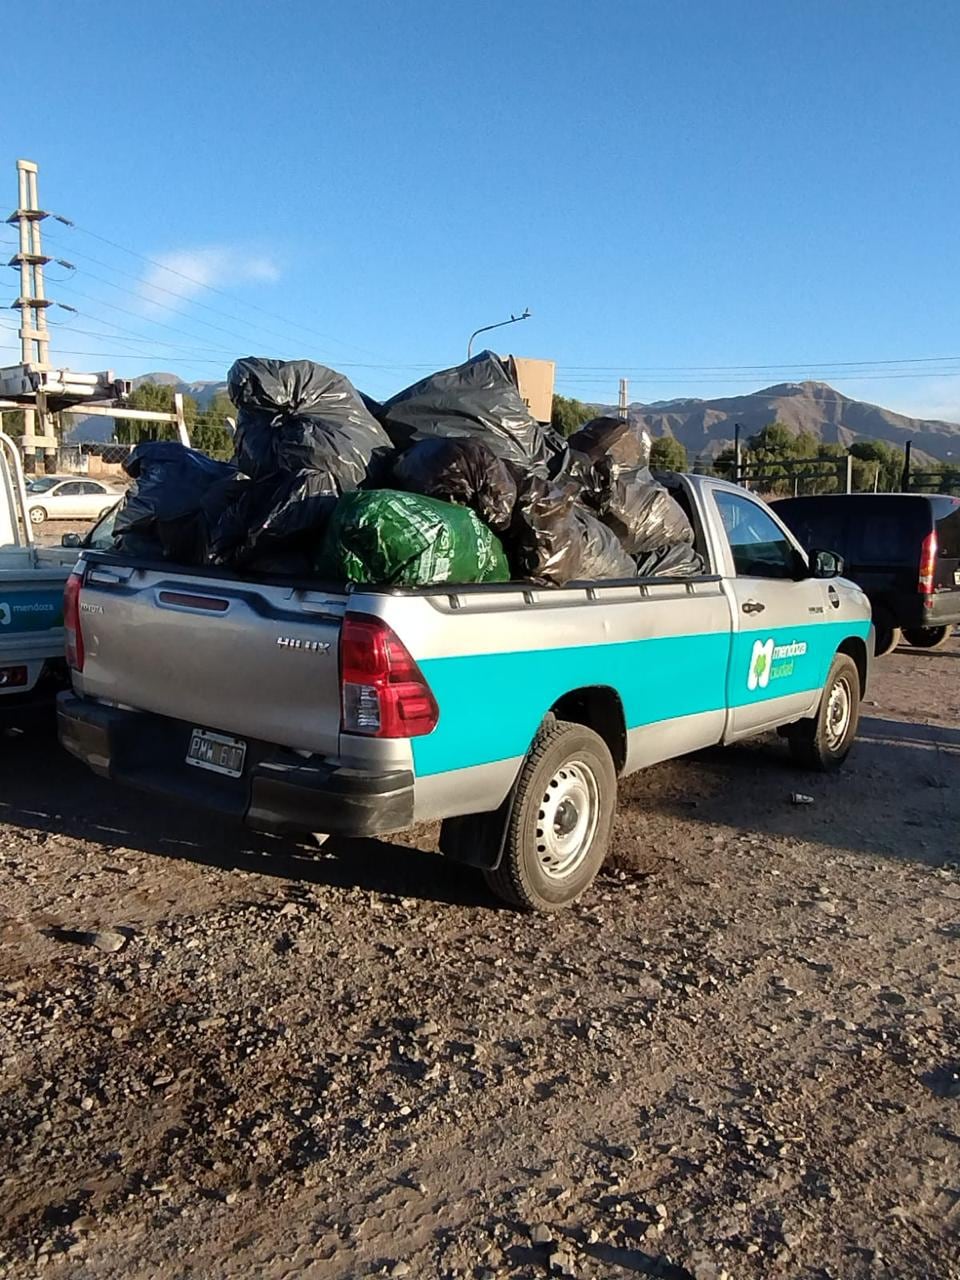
(748, 637, 808, 690)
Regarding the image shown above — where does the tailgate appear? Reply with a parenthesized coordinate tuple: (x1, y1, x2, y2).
(74, 559, 347, 755)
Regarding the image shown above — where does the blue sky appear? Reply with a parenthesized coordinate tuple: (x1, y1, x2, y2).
(2, 0, 959, 419)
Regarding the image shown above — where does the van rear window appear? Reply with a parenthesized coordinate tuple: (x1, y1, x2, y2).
(775, 496, 931, 566)
(935, 501, 960, 559)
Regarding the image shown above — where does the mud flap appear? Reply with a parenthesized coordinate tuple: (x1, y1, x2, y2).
(438, 785, 517, 870)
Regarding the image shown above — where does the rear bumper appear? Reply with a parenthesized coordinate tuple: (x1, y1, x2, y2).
(919, 594, 960, 627)
(871, 591, 960, 629)
(0, 660, 69, 727)
(57, 693, 415, 838)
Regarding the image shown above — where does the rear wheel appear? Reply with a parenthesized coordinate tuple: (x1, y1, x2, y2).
(484, 720, 617, 912)
(873, 621, 901, 657)
(786, 653, 861, 771)
(903, 625, 951, 649)
(29, 506, 46, 525)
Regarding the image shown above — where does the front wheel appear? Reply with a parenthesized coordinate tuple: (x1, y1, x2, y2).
(484, 720, 617, 912)
(29, 506, 46, 525)
(786, 653, 861, 771)
(903, 626, 951, 649)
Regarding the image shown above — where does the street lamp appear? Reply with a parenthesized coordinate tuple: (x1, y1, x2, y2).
(467, 308, 531, 359)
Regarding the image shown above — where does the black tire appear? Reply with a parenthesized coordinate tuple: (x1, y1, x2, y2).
(786, 653, 861, 771)
(873, 622, 901, 657)
(903, 626, 951, 649)
(483, 720, 617, 912)
(29, 506, 47, 526)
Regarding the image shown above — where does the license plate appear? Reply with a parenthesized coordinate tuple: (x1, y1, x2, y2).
(954, 569, 960, 586)
(186, 729, 246, 778)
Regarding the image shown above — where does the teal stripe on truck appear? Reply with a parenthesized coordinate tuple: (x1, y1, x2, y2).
(410, 619, 871, 778)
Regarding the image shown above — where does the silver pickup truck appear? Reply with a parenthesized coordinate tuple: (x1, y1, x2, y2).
(58, 473, 872, 910)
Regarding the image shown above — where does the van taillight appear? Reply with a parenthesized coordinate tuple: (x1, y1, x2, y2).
(919, 530, 938, 595)
(340, 613, 438, 738)
(63, 572, 84, 671)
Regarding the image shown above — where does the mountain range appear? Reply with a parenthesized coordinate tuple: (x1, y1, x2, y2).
(66, 372, 960, 461)
(613, 380, 960, 462)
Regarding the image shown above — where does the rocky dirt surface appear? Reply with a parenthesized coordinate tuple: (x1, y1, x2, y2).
(1, 642, 959, 1279)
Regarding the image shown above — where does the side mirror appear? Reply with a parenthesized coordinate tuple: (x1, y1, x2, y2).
(810, 548, 843, 579)
(61, 532, 82, 549)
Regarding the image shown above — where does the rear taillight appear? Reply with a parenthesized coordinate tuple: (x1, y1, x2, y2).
(63, 572, 84, 671)
(340, 612, 438, 738)
(919, 530, 938, 595)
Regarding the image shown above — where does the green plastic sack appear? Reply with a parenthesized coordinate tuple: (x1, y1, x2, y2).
(320, 489, 510, 586)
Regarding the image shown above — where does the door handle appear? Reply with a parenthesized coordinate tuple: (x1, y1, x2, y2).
(742, 600, 766, 615)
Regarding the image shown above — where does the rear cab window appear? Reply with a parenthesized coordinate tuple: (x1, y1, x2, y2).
(932, 498, 960, 560)
(713, 488, 800, 579)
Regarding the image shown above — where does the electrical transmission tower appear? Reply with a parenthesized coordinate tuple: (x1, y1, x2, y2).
(5, 159, 54, 468)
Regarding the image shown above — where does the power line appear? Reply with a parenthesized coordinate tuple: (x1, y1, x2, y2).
(52, 218, 392, 361)
(555, 370, 960, 387)
(558, 354, 960, 373)
(41, 233, 352, 357)
(55, 267, 297, 352)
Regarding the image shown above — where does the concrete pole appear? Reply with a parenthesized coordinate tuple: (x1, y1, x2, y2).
(14, 163, 37, 472)
(25, 165, 50, 369)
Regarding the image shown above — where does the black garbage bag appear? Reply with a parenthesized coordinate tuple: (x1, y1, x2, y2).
(206, 470, 337, 567)
(228, 357, 394, 484)
(634, 542, 705, 578)
(115, 441, 237, 533)
(379, 350, 553, 469)
(113, 441, 239, 563)
(392, 437, 518, 533)
(592, 466, 695, 556)
(114, 528, 164, 559)
(508, 475, 636, 586)
(568, 416, 651, 469)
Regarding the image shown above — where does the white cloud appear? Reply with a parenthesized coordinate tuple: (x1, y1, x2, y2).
(136, 246, 280, 313)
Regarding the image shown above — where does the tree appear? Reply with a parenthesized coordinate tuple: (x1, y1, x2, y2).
(849, 440, 905, 492)
(741, 423, 807, 494)
(191, 390, 235, 459)
(115, 382, 198, 446)
(649, 435, 688, 471)
(550, 395, 594, 437)
(0, 408, 25, 437)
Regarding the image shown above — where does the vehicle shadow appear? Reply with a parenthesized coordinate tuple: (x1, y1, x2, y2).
(628, 714, 960, 868)
(0, 735, 491, 909)
(894, 646, 960, 660)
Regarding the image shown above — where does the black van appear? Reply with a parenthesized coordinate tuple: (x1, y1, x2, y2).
(772, 493, 960, 656)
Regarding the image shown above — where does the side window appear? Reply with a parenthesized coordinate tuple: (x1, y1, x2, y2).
(714, 490, 800, 579)
(81, 482, 105, 494)
(58, 482, 84, 495)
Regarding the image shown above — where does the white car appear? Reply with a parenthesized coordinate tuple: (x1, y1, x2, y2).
(24, 476, 120, 525)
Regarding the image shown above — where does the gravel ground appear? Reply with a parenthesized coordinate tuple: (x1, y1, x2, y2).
(1, 641, 959, 1279)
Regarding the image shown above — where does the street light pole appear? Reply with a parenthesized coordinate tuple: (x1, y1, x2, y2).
(467, 308, 531, 359)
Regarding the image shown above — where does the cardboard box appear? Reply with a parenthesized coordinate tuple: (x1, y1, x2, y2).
(505, 356, 556, 423)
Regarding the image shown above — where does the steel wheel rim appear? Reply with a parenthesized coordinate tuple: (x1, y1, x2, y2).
(535, 759, 600, 880)
(29, 509, 43, 524)
(825, 675, 852, 750)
